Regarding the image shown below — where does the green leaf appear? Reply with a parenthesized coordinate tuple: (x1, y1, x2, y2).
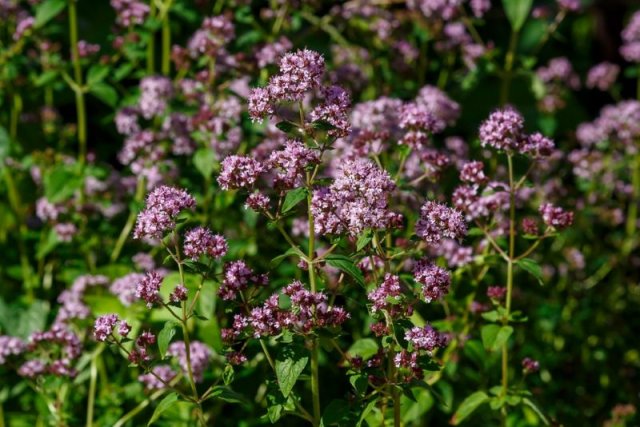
(275, 120, 299, 134)
(320, 399, 351, 426)
(270, 247, 298, 269)
(207, 386, 247, 404)
(90, 83, 119, 107)
(480, 310, 500, 323)
(349, 374, 368, 396)
(34, 70, 59, 87)
(356, 231, 372, 251)
(44, 166, 83, 203)
(523, 397, 550, 425)
(193, 148, 215, 178)
(275, 344, 309, 397)
(324, 254, 365, 286)
(347, 338, 379, 360)
(147, 392, 179, 426)
(451, 391, 489, 425)
(481, 325, 513, 352)
(86, 65, 110, 86)
(36, 228, 60, 260)
(282, 187, 308, 213)
(0, 126, 10, 167)
(311, 119, 336, 131)
(502, 0, 533, 31)
(35, 0, 66, 28)
(157, 321, 176, 358)
(517, 258, 544, 285)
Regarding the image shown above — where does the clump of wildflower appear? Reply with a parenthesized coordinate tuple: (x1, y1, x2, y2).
(479, 108, 525, 152)
(135, 271, 164, 308)
(415, 201, 466, 244)
(133, 186, 196, 240)
(621, 12, 640, 62)
(368, 274, 402, 313)
(522, 357, 540, 373)
(139, 365, 177, 391)
(54, 223, 77, 242)
(586, 62, 619, 91)
(169, 285, 188, 303)
(218, 261, 268, 300)
(245, 192, 270, 212)
(111, 273, 145, 306)
(413, 260, 451, 303)
(55, 275, 110, 325)
(93, 314, 130, 341)
(187, 15, 234, 58)
(129, 331, 156, 364)
(487, 286, 507, 300)
(309, 85, 352, 138)
(217, 155, 264, 190)
(111, 0, 150, 26)
(183, 227, 228, 260)
(0, 336, 26, 364)
(255, 36, 292, 67)
(268, 49, 325, 101)
(139, 76, 173, 119)
(267, 140, 320, 189)
(522, 132, 555, 158)
(459, 161, 487, 184)
(168, 341, 211, 382)
(312, 159, 401, 236)
(20, 325, 83, 378)
(522, 217, 539, 235)
(405, 325, 447, 354)
(415, 85, 461, 127)
(539, 203, 574, 229)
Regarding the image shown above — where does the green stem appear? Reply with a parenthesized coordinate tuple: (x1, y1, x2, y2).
(68, 0, 87, 166)
(147, 1, 156, 74)
(306, 171, 321, 427)
(501, 154, 516, 405)
(500, 31, 519, 105)
(161, 0, 172, 76)
(624, 153, 640, 255)
(110, 177, 145, 262)
(85, 345, 103, 427)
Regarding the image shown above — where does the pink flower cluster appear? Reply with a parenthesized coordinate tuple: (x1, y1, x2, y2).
(479, 107, 556, 155)
(312, 159, 401, 236)
(415, 201, 466, 244)
(133, 185, 196, 239)
(413, 260, 451, 303)
(218, 261, 268, 301)
(183, 227, 228, 260)
(93, 314, 131, 342)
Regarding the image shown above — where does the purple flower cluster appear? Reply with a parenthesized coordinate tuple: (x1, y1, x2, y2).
(621, 12, 640, 62)
(187, 15, 235, 58)
(414, 85, 461, 127)
(312, 159, 401, 236)
(539, 203, 574, 229)
(479, 107, 556, 156)
(309, 85, 352, 138)
(248, 49, 325, 120)
(522, 357, 540, 373)
(133, 186, 196, 240)
(110, 273, 145, 306)
(55, 275, 110, 325)
(415, 201, 466, 244)
(135, 271, 164, 308)
(459, 161, 487, 184)
(20, 325, 82, 378)
(138, 365, 177, 391)
(93, 314, 131, 341)
(217, 155, 264, 190)
(111, 0, 149, 26)
(586, 62, 619, 91)
(576, 101, 640, 147)
(487, 286, 507, 300)
(255, 37, 293, 68)
(139, 76, 173, 119)
(167, 341, 212, 382)
(413, 260, 451, 303)
(218, 260, 268, 301)
(128, 331, 156, 364)
(405, 325, 447, 353)
(0, 336, 26, 364)
(267, 140, 320, 189)
(223, 282, 349, 344)
(183, 227, 228, 260)
(368, 274, 403, 313)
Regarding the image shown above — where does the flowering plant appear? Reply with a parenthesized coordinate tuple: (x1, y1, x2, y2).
(0, 1, 638, 426)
